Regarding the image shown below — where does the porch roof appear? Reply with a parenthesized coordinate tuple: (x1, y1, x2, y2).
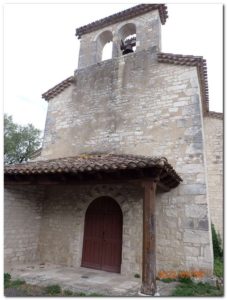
(4, 154, 182, 190)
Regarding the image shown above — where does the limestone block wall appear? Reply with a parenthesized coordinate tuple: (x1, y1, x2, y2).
(38, 184, 143, 276)
(4, 185, 45, 271)
(40, 47, 213, 273)
(204, 116, 223, 239)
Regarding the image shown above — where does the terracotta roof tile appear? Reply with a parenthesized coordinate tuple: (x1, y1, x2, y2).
(76, 4, 168, 38)
(5, 154, 182, 188)
(157, 52, 209, 115)
(42, 76, 75, 101)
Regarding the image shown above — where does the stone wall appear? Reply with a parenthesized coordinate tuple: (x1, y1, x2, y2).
(204, 116, 223, 240)
(38, 184, 143, 276)
(4, 185, 44, 271)
(41, 48, 204, 160)
(40, 45, 214, 274)
(4, 181, 213, 275)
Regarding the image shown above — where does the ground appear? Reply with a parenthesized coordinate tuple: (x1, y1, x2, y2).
(5, 263, 179, 296)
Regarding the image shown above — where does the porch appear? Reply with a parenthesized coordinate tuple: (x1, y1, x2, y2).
(4, 154, 182, 295)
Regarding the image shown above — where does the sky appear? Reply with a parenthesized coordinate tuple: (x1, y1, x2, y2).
(3, 3, 223, 132)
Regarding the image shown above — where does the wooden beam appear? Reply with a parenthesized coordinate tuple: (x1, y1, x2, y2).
(141, 180, 157, 295)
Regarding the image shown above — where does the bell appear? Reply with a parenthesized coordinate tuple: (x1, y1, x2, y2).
(122, 44, 134, 55)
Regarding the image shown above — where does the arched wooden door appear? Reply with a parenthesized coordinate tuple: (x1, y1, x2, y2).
(81, 197, 123, 273)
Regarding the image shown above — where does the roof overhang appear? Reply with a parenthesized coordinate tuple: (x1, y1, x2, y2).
(4, 154, 182, 192)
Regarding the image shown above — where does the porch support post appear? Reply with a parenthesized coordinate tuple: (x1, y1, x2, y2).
(141, 180, 157, 295)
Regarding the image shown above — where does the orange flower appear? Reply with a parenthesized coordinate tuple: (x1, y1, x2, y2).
(178, 271, 192, 279)
(191, 270, 205, 278)
(157, 270, 178, 280)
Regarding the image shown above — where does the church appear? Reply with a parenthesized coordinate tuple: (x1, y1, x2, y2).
(4, 4, 223, 295)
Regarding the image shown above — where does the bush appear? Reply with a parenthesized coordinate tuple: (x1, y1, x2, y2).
(172, 281, 223, 296)
(211, 223, 223, 258)
(214, 257, 224, 278)
(161, 278, 176, 283)
(63, 289, 74, 296)
(10, 279, 26, 288)
(178, 277, 193, 284)
(4, 273, 11, 288)
(45, 284, 61, 295)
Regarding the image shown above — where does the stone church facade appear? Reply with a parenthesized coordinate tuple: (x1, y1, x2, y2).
(4, 4, 223, 295)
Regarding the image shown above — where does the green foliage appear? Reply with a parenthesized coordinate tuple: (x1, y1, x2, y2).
(172, 281, 223, 296)
(75, 292, 87, 296)
(4, 273, 11, 288)
(10, 279, 26, 288)
(178, 277, 193, 284)
(134, 273, 140, 278)
(4, 273, 25, 289)
(88, 292, 104, 296)
(63, 289, 74, 296)
(161, 278, 176, 283)
(45, 284, 61, 295)
(214, 257, 224, 278)
(211, 223, 223, 258)
(4, 114, 41, 164)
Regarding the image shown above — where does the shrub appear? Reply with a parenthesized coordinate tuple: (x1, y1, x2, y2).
(211, 223, 223, 258)
(178, 277, 193, 284)
(4, 273, 11, 288)
(10, 279, 26, 288)
(63, 289, 74, 296)
(214, 257, 224, 278)
(45, 284, 61, 295)
(161, 278, 176, 283)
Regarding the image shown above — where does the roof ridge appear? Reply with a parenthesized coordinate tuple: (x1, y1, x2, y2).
(76, 4, 168, 38)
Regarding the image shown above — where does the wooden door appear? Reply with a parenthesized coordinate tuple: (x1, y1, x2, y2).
(81, 197, 123, 273)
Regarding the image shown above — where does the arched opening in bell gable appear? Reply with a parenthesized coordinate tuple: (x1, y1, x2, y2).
(96, 30, 113, 62)
(118, 23, 136, 55)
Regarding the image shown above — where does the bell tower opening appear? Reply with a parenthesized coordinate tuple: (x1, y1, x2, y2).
(118, 23, 136, 56)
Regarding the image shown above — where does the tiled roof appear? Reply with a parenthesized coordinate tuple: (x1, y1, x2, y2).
(207, 111, 223, 120)
(42, 76, 75, 101)
(157, 53, 209, 115)
(76, 4, 168, 39)
(4, 154, 182, 188)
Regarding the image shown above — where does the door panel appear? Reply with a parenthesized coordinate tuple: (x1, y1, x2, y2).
(81, 197, 122, 273)
(101, 213, 122, 272)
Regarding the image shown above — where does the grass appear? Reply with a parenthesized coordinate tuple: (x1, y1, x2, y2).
(172, 279, 223, 296)
(45, 284, 61, 295)
(214, 257, 224, 278)
(161, 278, 176, 283)
(4, 274, 105, 297)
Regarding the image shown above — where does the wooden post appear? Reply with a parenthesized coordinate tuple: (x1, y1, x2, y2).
(141, 181, 157, 295)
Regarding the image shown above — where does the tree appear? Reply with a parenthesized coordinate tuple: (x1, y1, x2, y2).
(4, 114, 42, 164)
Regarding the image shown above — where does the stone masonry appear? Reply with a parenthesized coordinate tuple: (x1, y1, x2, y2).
(4, 186, 45, 271)
(204, 116, 223, 240)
